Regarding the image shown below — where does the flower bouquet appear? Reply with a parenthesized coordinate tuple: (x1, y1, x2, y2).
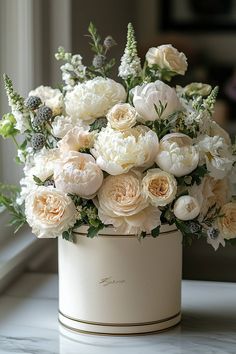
(1, 23, 236, 334)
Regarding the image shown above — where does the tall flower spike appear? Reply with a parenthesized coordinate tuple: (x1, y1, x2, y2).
(118, 23, 141, 80)
(3, 74, 25, 112)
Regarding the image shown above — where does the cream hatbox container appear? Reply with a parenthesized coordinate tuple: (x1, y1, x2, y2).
(58, 224, 182, 335)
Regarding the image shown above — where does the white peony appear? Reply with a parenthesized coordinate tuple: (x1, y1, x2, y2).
(146, 44, 188, 75)
(132, 80, 182, 121)
(54, 151, 103, 198)
(155, 133, 199, 177)
(25, 186, 77, 238)
(92, 125, 159, 175)
(197, 135, 233, 179)
(142, 168, 177, 207)
(65, 77, 126, 122)
(97, 171, 160, 234)
(174, 195, 200, 221)
(51, 115, 89, 139)
(106, 103, 137, 131)
(29, 86, 64, 116)
(58, 126, 94, 153)
(217, 203, 236, 240)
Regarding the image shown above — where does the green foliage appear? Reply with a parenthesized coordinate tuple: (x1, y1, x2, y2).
(151, 225, 160, 238)
(0, 113, 19, 138)
(0, 183, 26, 233)
(176, 165, 208, 187)
(89, 117, 107, 132)
(145, 117, 172, 140)
(33, 174, 54, 186)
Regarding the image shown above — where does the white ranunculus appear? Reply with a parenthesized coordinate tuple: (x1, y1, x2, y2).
(92, 126, 159, 175)
(131, 80, 182, 121)
(174, 195, 200, 221)
(142, 168, 177, 207)
(106, 103, 137, 131)
(25, 186, 77, 238)
(146, 44, 188, 75)
(54, 151, 103, 198)
(29, 86, 64, 116)
(217, 203, 236, 240)
(97, 171, 160, 234)
(155, 133, 199, 177)
(197, 135, 233, 179)
(65, 77, 126, 122)
(58, 126, 94, 153)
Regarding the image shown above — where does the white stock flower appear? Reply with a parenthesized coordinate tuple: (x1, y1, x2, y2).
(54, 151, 103, 198)
(25, 187, 77, 238)
(12, 110, 30, 133)
(106, 103, 137, 131)
(51, 115, 89, 139)
(155, 133, 199, 177)
(197, 135, 233, 179)
(142, 168, 177, 207)
(92, 126, 159, 175)
(217, 203, 236, 240)
(29, 86, 64, 116)
(97, 171, 160, 234)
(58, 126, 94, 153)
(65, 77, 126, 122)
(174, 195, 200, 221)
(132, 80, 182, 121)
(146, 44, 188, 75)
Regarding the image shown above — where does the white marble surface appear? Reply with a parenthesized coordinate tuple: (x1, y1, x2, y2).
(0, 273, 235, 354)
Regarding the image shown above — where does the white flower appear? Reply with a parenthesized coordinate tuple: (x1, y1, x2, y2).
(132, 80, 182, 121)
(58, 126, 94, 153)
(174, 195, 200, 221)
(106, 103, 137, 131)
(207, 228, 225, 251)
(97, 171, 160, 234)
(25, 187, 77, 238)
(29, 86, 64, 116)
(209, 121, 231, 145)
(65, 77, 126, 122)
(197, 135, 233, 179)
(155, 133, 199, 177)
(189, 176, 232, 217)
(92, 126, 159, 175)
(146, 44, 188, 75)
(217, 203, 236, 240)
(51, 115, 89, 139)
(12, 110, 30, 133)
(54, 151, 103, 198)
(142, 168, 177, 207)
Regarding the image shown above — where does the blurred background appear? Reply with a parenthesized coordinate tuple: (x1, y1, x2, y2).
(0, 0, 236, 286)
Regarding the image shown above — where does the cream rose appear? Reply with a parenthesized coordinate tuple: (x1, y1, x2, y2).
(58, 126, 94, 153)
(132, 80, 182, 121)
(92, 126, 159, 175)
(29, 86, 64, 116)
(146, 44, 188, 75)
(217, 203, 236, 240)
(106, 103, 137, 131)
(65, 77, 126, 122)
(25, 187, 77, 238)
(54, 151, 103, 198)
(155, 133, 199, 177)
(97, 171, 160, 234)
(142, 168, 177, 207)
(174, 195, 200, 221)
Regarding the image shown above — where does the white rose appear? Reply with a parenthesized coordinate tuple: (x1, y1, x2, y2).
(174, 195, 200, 221)
(58, 126, 94, 153)
(92, 126, 159, 175)
(65, 77, 126, 122)
(142, 168, 177, 207)
(106, 103, 137, 131)
(132, 80, 182, 121)
(25, 187, 77, 238)
(146, 45, 188, 75)
(217, 203, 236, 240)
(29, 86, 64, 116)
(197, 135, 233, 179)
(97, 171, 160, 234)
(155, 133, 199, 177)
(54, 151, 103, 198)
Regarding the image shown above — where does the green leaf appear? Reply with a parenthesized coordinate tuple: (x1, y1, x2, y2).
(89, 117, 107, 132)
(33, 175, 44, 186)
(151, 225, 160, 238)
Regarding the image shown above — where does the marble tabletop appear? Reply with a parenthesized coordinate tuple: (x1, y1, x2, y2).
(0, 273, 235, 354)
